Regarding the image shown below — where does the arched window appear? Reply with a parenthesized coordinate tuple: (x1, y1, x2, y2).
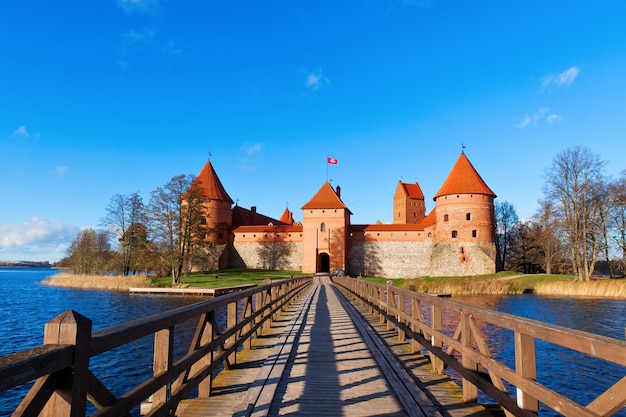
(472, 230, 477, 238)
(451, 230, 458, 238)
(466, 213, 471, 220)
(320, 223, 326, 232)
(444, 214, 449, 222)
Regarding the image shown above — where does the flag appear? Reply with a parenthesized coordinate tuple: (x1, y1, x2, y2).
(327, 157, 338, 165)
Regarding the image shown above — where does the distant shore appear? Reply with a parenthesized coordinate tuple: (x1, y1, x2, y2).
(43, 272, 152, 291)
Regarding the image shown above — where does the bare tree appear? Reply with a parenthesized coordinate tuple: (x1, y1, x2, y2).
(543, 146, 606, 281)
(148, 174, 207, 285)
(64, 228, 112, 274)
(101, 192, 146, 275)
(531, 200, 566, 274)
(495, 200, 519, 271)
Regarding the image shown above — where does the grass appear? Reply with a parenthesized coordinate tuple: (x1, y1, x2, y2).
(45, 269, 626, 298)
(150, 269, 305, 288)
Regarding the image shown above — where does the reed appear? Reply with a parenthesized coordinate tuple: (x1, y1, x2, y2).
(533, 279, 626, 298)
(402, 277, 524, 296)
(42, 272, 151, 290)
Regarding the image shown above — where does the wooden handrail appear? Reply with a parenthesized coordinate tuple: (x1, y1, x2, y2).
(0, 276, 313, 417)
(333, 277, 626, 417)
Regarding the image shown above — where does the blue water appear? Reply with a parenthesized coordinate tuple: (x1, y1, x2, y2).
(0, 268, 208, 416)
(1, 268, 625, 416)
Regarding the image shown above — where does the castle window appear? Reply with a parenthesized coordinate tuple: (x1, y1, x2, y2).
(320, 223, 326, 232)
(466, 213, 471, 221)
(444, 214, 449, 222)
(472, 230, 477, 238)
(413, 212, 416, 217)
(460, 246, 464, 254)
(428, 233, 432, 237)
(398, 212, 401, 217)
(451, 230, 458, 238)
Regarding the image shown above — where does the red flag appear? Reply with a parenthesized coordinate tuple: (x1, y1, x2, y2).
(327, 157, 338, 165)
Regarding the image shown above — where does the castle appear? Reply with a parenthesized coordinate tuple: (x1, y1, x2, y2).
(193, 152, 497, 277)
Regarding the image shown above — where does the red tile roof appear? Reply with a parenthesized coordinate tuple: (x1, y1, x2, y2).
(279, 207, 294, 224)
(433, 153, 496, 200)
(195, 161, 234, 204)
(232, 205, 284, 227)
(301, 182, 349, 210)
(232, 224, 303, 233)
(400, 182, 424, 199)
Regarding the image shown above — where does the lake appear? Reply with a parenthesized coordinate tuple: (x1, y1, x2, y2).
(0, 267, 625, 416)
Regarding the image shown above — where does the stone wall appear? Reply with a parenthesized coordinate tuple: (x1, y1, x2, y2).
(429, 242, 496, 276)
(347, 239, 435, 278)
(230, 241, 303, 271)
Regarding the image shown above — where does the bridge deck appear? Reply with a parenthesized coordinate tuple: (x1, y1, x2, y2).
(177, 277, 496, 417)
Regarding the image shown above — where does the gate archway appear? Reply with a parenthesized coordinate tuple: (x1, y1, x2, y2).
(318, 253, 330, 273)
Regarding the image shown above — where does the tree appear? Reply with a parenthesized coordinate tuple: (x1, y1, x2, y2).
(495, 200, 519, 271)
(542, 146, 606, 281)
(64, 228, 112, 274)
(530, 200, 567, 274)
(148, 174, 208, 285)
(101, 192, 147, 275)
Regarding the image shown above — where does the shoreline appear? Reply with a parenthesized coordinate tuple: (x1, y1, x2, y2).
(43, 272, 152, 291)
(42, 272, 626, 298)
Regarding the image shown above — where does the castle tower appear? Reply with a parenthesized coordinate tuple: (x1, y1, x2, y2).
(301, 183, 351, 273)
(393, 181, 426, 224)
(194, 161, 233, 245)
(433, 152, 496, 244)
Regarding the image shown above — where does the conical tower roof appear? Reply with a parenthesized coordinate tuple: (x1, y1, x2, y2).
(279, 207, 294, 224)
(433, 152, 496, 200)
(301, 182, 349, 210)
(195, 161, 234, 204)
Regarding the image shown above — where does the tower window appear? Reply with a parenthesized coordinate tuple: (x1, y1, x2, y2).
(472, 230, 477, 238)
(444, 214, 449, 222)
(320, 223, 326, 232)
(466, 213, 471, 221)
(451, 230, 458, 238)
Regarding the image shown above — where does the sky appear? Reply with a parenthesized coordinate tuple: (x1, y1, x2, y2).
(2, 0, 626, 262)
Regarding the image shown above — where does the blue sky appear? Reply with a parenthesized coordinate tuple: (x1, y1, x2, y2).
(2, 0, 626, 262)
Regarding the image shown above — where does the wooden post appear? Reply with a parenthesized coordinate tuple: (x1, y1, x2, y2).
(42, 310, 92, 417)
(431, 304, 444, 374)
(227, 302, 237, 365)
(153, 327, 173, 407)
(461, 312, 478, 402)
(515, 332, 539, 413)
(198, 312, 214, 398)
(386, 281, 394, 331)
(243, 296, 253, 351)
(411, 299, 420, 354)
(397, 291, 406, 341)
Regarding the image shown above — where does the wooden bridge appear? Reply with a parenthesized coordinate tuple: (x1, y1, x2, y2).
(1, 275, 625, 417)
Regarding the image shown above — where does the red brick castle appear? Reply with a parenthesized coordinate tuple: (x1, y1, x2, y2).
(194, 152, 497, 277)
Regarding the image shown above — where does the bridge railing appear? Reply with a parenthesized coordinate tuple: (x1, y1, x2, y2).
(0, 275, 312, 417)
(333, 277, 626, 417)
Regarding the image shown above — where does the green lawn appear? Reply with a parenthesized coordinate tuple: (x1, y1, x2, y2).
(151, 269, 305, 288)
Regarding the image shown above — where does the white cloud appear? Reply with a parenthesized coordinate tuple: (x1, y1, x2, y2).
(55, 166, 69, 178)
(516, 107, 563, 128)
(0, 218, 80, 249)
(162, 39, 182, 57)
(11, 125, 40, 140)
(118, 0, 159, 14)
(306, 69, 330, 91)
(121, 28, 157, 55)
(541, 66, 580, 90)
(242, 142, 263, 155)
